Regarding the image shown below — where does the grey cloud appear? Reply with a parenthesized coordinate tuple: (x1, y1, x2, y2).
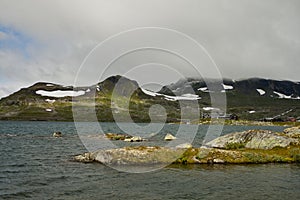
(0, 31, 8, 40)
(0, 0, 299, 98)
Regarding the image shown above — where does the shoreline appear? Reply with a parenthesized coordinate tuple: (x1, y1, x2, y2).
(0, 119, 299, 127)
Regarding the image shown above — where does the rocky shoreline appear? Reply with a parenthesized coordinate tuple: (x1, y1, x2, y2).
(74, 126, 300, 165)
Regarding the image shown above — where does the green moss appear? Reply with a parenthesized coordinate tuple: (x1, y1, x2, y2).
(237, 145, 299, 163)
(175, 148, 199, 164)
(290, 148, 300, 162)
(225, 142, 246, 150)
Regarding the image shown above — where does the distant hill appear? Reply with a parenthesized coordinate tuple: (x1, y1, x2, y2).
(0, 76, 299, 122)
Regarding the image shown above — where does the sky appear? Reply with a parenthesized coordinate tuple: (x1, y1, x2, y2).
(0, 0, 299, 98)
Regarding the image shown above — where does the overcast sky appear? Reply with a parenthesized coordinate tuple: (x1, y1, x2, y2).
(0, 0, 299, 98)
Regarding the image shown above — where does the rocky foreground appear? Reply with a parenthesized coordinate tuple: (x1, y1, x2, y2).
(74, 126, 300, 165)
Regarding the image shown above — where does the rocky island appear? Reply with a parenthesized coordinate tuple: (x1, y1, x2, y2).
(75, 126, 300, 165)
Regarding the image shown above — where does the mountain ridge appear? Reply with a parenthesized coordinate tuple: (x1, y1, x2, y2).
(0, 75, 299, 122)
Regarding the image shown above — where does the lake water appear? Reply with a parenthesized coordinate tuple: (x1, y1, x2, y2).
(0, 121, 299, 199)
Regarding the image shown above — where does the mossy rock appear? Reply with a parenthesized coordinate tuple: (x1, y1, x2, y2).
(225, 142, 245, 150)
(105, 133, 131, 140)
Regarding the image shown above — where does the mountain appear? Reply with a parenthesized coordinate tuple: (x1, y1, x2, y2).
(0, 76, 299, 122)
(159, 77, 300, 120)
(159, 77, 300, 98)
(0, 76, 180, 122)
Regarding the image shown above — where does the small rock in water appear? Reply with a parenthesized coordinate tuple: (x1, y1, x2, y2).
(213, 158, 225, 164)
(176, 143, 193, 149)
(74, 153, 94, 163)
(124, 136, 144, 142)
(53, 131, 62, 137)
(164, 133, 176, 141)
(105, 133, 130, 140)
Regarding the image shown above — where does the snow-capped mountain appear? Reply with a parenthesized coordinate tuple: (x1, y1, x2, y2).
(0, 76, 299, 121)
(159, 77, 300, 100)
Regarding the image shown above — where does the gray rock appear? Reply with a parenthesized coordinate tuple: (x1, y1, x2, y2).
(74, 153, 94, 163)
(206, 130, 298, 149)
(80, 147, 185, 165)
(53, 132, 62, 137)
(124, 136, 145, 142)
(164, 133, 176, 141)
(213, 158, 225, 163)
(283, 126, 300, 138)
(176, 143, 192, 149)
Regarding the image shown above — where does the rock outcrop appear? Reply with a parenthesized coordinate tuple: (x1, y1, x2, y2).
(74, 127, 300, 165)
(74, 145, 300, 164)
(75, 146, 185, 165)
(283, 126, 300, 138)
(205, 130, 298, 149)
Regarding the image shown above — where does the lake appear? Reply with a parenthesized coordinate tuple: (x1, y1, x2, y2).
(0, 121, 299, 199)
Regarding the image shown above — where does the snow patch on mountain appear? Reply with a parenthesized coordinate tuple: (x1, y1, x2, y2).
(222, 84, 233, 90)
(273, 91, 300, 100)
(256, 89, 266, 95)
(164, 94, 201, 101)
(141, 88, 158, 97)
(36, 90, 85, 97)
(198, 87, 208, 91)
(45, 99, 56, 103)
(96, 85, 100, 91)
(198, 84, 233, 92)
(203, 107, 220, 111)
(141, 88, 201, 101)
(181, 94, 199, 98)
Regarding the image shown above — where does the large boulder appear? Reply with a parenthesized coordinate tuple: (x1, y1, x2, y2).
(205, 129, 298, 149)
